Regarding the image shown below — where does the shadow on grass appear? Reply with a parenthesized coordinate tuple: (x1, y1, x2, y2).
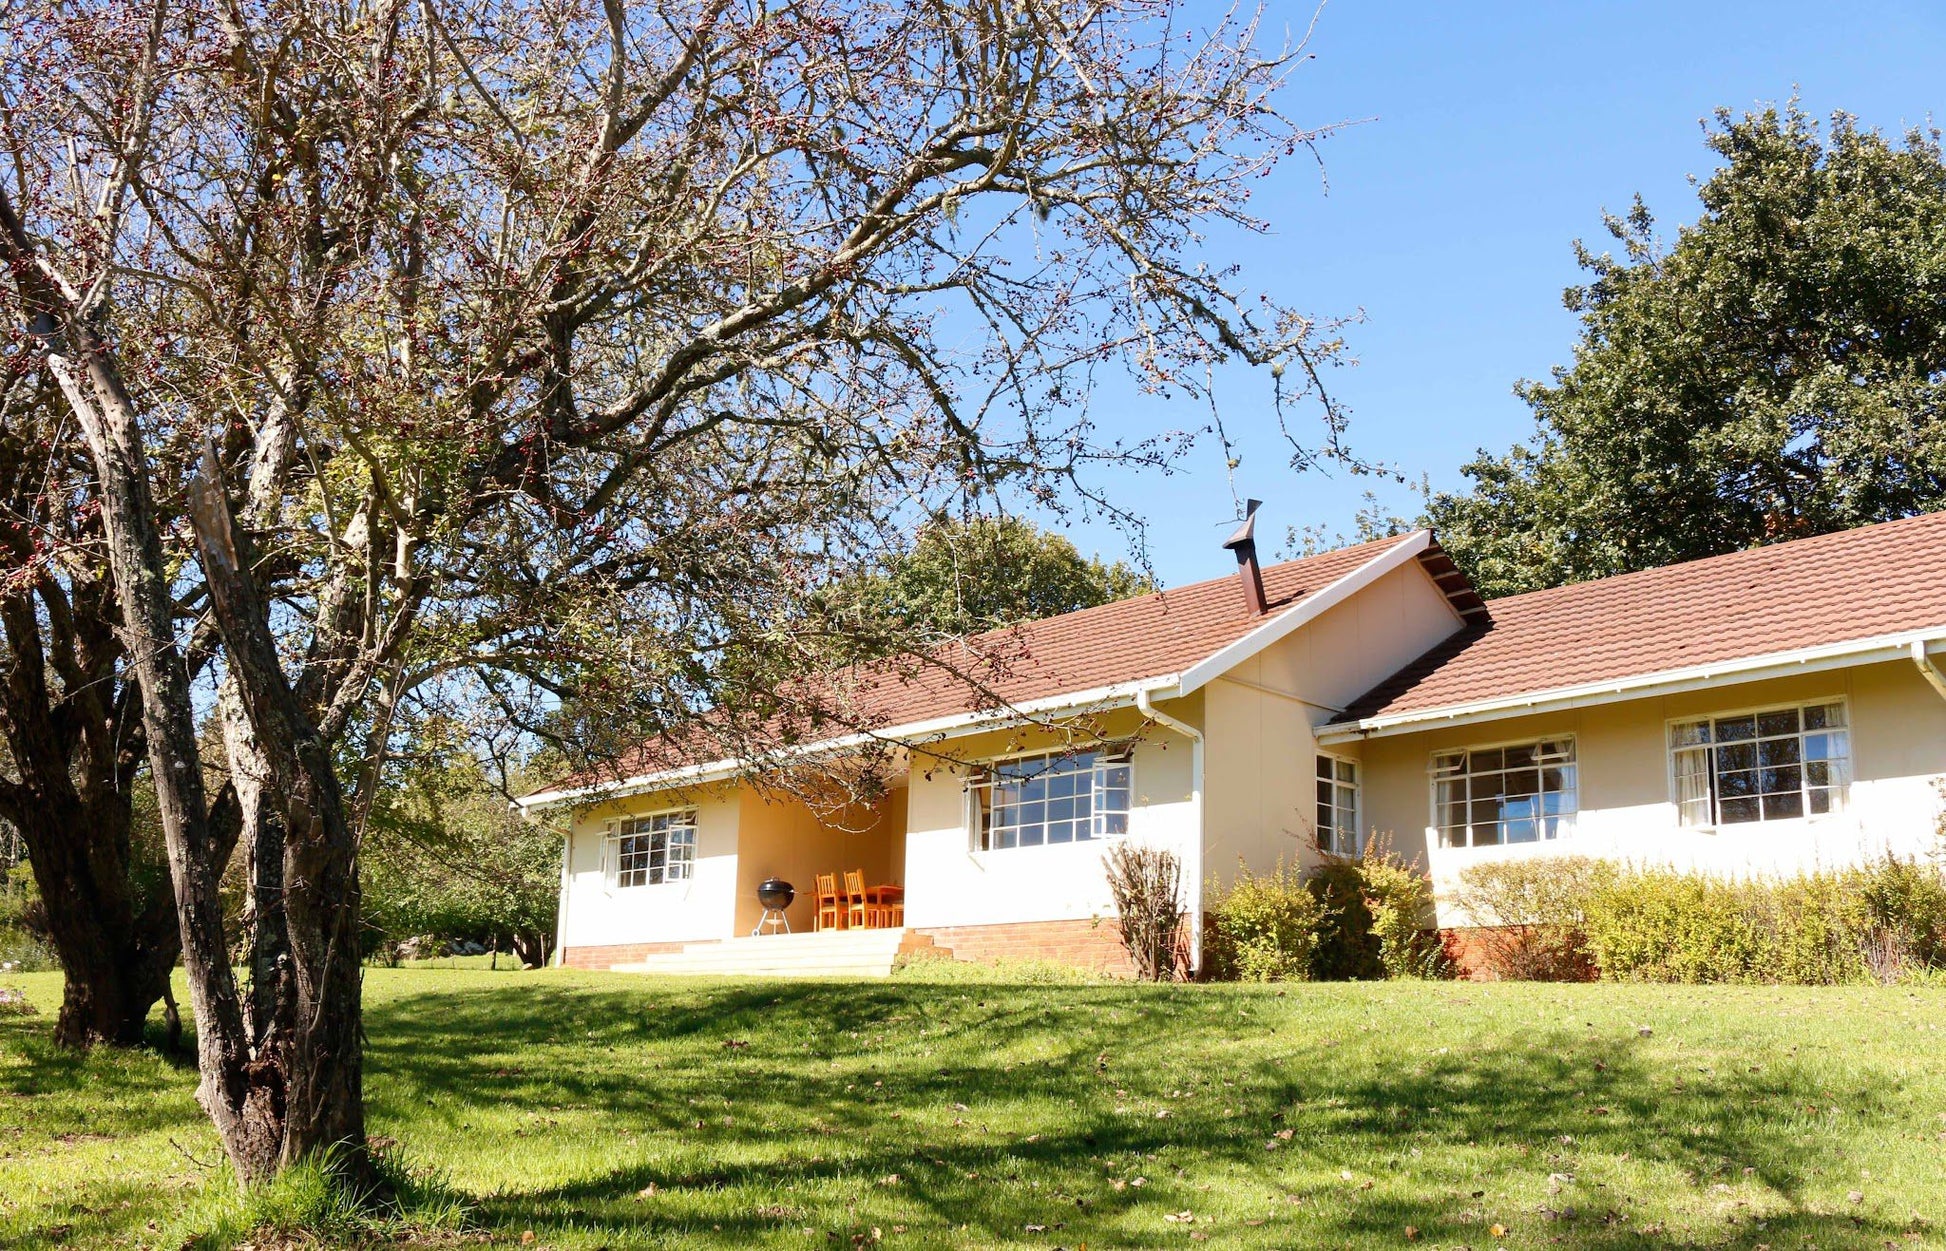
(356, 978, 1923, 1248)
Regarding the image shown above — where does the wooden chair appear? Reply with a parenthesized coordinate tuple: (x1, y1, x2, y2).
(813, 872, 843, 932)
(843, 869, 880, 929)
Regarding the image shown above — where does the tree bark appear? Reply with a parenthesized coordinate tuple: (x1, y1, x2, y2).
(189, 444, 376, 1187)
(0, 570, 178, 1048)
(13, 800, 178, 1048)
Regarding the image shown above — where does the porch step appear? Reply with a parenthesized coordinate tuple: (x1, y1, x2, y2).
(610, 927, 912, 978)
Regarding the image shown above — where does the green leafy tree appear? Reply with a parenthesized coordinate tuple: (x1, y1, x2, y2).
(834, 516, 1150, 644)
(1429, 105, 1946, 597)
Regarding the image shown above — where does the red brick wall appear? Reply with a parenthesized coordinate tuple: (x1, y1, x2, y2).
(1438, 926, 1599, 982)
(916, 918, 1135, 977)
(559, 940, 714, 970)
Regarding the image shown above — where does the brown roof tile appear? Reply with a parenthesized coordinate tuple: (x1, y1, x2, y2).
(1340, 511, 1946, 724)
(533, 533, 1426, 796)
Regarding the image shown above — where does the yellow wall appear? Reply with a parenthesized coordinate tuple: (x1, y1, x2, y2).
(1202, 560, 1466, 887)
(732, 787, 906, 934)
(1349, 660, 1946, 924)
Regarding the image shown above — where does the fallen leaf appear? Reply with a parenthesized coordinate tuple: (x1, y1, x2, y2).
(1404, 1226, 1420, 1240)
(1491, 1224, 1507, 1237)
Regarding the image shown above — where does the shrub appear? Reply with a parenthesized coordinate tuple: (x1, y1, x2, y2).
(1102, 842, 1186, 981)
(1306, 858, 1381, 980)
(1205, 860, 1324, 982)
(1357, 841, 1451, 980)
(1570, 855, 1946, 985)
(1454, 856, 1614, 981)
(1856, 853, 1946, 973)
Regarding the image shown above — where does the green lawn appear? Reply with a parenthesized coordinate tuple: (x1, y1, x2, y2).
(4, 969, 1946, 1248)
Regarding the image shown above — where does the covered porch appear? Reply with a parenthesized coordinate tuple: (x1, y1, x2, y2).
(728, 780, 909, 939)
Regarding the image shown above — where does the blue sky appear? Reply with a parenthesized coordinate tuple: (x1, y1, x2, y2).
(1050, 0, 1945, 586)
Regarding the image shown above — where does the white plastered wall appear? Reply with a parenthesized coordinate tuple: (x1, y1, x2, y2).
(557, 785, 742, 948)
(1352, 660, 1946, 927)
(901, 705, 1199, 930)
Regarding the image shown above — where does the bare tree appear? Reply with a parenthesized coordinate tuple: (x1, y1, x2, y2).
(2, 0, 1349, 1189)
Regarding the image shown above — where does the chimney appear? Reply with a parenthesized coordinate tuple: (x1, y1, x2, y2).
(1222, 499, 1267, 616)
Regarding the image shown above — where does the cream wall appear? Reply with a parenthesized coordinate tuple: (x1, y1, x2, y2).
(557, 785, 742, 948)
(901, 706, 1199, 930)
(1349, 661, 1946, 925)
(1202, 561, 1466, 887)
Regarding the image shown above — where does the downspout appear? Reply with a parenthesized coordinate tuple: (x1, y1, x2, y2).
(551, 820, 572, 968)
(1137, 685, 1204, 977)
(1913, 639, 1946, 704)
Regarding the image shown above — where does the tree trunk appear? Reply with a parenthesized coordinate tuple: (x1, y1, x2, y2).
(0, 593, 178, 1049)
(19, 291, 296, 1186)
(512, 929, 547, 970)
(188, 445, 377, 1188)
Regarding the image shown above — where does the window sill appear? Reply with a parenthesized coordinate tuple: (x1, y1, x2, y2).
(1683, 813, 1848, 836)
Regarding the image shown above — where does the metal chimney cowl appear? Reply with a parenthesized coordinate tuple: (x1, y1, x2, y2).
(1222, 499, 1267, 616)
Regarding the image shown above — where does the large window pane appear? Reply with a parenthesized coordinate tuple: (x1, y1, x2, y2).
(976, 749, 1132, 849)
(1428, 738, 1576, 848)
(1674, 702, 1851, 827)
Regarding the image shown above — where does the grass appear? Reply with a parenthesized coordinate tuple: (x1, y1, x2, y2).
(3, 970, 1946, 1248)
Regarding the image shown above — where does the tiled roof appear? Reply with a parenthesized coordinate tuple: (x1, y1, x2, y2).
(529, 532, 1430, 797)
(1339, 511, 1946, 725)
(813, 533, 1420, 727)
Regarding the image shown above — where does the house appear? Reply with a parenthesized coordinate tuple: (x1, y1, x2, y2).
(516, 508, 1946, 975)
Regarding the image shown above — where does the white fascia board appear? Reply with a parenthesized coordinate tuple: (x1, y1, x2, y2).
(1315, 626, 1946, 744)
(1175, 529, 1434, 698)
(513, 675, 1182, 812)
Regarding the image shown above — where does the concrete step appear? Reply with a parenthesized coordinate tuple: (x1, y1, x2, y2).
(609, 928, 910, 977)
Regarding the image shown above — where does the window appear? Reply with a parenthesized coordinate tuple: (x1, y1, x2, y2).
(1669, 701, 1849, 827)
(969, 748, 1131, 850)
(1431, 738, 1577, 848)
(1315, 755, 1360, 856)
(608, 809, 697, 887)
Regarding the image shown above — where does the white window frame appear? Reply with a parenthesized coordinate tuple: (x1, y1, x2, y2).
(964, 744, 1134, 851)
(604, 807, 698, 888)
(1665, 696, 1851, 830)
(1314, 751, 1361, 857)
(1427, 734, 1578, 849)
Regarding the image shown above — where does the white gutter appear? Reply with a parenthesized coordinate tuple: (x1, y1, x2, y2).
(1913, 638, 1946, 704)
(515, 676, 1183, 811)
(1136, 684, 1204, 978)
(1319, 625, 1946, 743)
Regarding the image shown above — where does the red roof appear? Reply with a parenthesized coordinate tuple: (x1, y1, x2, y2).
(1340, 511, 1946, 724)
(814, 532, 1420, 728)
(529, 533, 1428, 797)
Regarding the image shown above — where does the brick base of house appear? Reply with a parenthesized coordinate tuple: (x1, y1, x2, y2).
(916, 918, 1135, 977)
(559, 940, 711, 970)
(1438, 926, 1598, 982)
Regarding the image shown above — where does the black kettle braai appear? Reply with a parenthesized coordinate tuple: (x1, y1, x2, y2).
(751, 877, 796, 936)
